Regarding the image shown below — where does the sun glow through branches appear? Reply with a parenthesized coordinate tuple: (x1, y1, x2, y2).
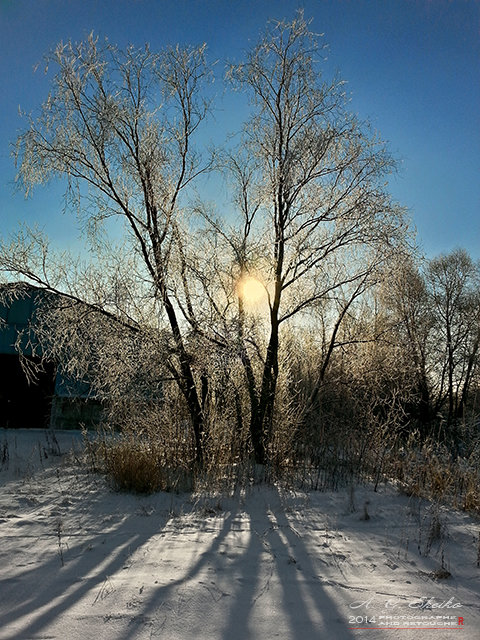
(237, 275, 266, 306)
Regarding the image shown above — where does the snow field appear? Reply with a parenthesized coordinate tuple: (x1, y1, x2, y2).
(0, 429, 479, 639)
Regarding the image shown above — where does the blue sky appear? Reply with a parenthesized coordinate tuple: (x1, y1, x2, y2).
(0, 0, 479, 258)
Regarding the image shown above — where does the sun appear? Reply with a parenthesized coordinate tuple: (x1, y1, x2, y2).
(237, 275, 266, 306)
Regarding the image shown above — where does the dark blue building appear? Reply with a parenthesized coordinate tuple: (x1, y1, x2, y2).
(0, 284, 101, 429)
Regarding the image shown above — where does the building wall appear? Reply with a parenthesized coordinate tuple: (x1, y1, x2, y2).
(0, 285, 102, 429)
(0, 353, 56, 429)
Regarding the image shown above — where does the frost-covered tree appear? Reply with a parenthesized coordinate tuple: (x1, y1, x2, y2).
(2, 35, 214, 460)
(224, 13, 408, 462)
(383, 249, 480, 434)
(427, 249, 480, 427)
(1, 15, 410, 466)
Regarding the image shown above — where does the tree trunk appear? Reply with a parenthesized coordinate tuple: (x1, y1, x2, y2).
(251, 317, 280, 464)
(158, 271, 204, 463)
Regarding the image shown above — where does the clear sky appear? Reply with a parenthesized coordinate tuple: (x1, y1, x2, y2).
(0, 0, 479, 259)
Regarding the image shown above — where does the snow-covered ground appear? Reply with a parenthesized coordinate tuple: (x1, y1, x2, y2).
(0, 429, 478, 639)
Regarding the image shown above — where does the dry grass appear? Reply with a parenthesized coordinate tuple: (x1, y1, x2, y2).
(387, 437, 480, 515)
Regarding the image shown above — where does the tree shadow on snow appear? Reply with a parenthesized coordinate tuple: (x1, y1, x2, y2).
(1, 482, 357, 639)
(0, 492, 172, 639)
(220, 486, 356, 640)
(114, 486, 356, 640)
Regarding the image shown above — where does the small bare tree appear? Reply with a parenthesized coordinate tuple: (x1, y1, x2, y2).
(382, 249, 480, 435)
(381, 255, 436, 427)
(427, 249, 480, 428)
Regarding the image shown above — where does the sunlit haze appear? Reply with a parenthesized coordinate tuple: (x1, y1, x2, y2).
(237, 276, 267, 307)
